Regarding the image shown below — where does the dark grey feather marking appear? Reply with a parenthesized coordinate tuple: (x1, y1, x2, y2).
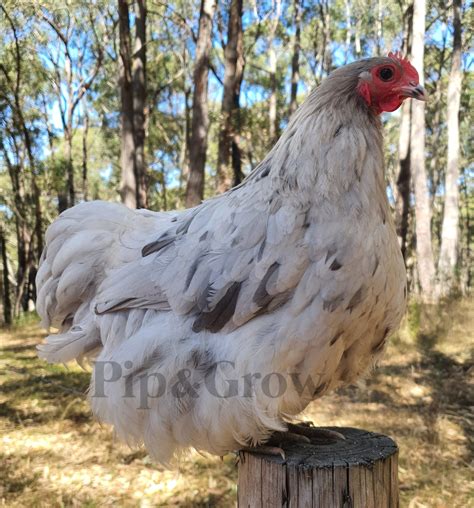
(192, 281, 241, 333)
(171, 216, 178, 222)
(142, 237, 175, 257)
(313, 382, 328, 397)
(329, 258, 342, 271)
(95, 296, 169, 314)
(258, 165, 270, 179)
(278, 149, 291, 177)
(62, 314, 74, 327)
(330, 331, 343, 345)
(346, 286, 365, 312)
(325, 246, 337, 263)
(334, 124, 343, 137)
(257, 238, 266, 261)
(185, 258, 200, 290)
(95, 298, 136, 315)
(176, 211, 198, 235)
(253, 262, 280, 308)
(199, 231, 208, 242)
(188, 348, 215, 372)
(323, 294, 344, 312)
(371, 327, 390, 354)
(371, 255, 380, 276)
(196, 283, 215, 311)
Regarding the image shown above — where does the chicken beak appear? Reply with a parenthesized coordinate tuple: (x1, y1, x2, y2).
(399, 84, 427, 101)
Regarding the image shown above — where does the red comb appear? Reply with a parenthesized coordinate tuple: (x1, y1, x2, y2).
(388, 51, 410, 65)
(388, 51, 419, 81)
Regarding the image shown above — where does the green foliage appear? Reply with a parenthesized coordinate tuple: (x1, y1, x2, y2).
(0, 0, 472, 319)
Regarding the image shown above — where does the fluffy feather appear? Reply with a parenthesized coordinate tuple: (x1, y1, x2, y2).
(36, 57, 419, 463)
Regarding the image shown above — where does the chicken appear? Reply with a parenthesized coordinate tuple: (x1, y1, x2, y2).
(36, 53, 426, 464)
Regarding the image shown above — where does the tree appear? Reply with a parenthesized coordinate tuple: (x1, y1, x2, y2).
(216, 0, 244, 193)
(289, 0, 302, 116)
(0, 4, 44, 313)
(118, 0, 137, 208)
(267, 0, 282, 144)
(40, 6, 103, 211)
(438, 0, 463, 294)
(410, 0, 436, 300)
(0, 0, 471, 321)
(0, 223, 12, 325)
(133, 0, 148, 208)
(185, 0, 216, 207)
(396, 101, 411, 261)
(394, 3, 413, 261)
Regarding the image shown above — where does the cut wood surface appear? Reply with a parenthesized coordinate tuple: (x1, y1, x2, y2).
(238, 427, 398, 508)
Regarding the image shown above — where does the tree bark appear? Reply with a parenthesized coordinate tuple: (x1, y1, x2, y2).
(133, 0, 148, 208)
(180, 84, 192, 193)
(185, 0, 216, 207)
(1, 225, 12, 326)
(118, 0, 138, 208)
(65, 126, 75, 209)
(376, 0, 384, 55)
(289, 0, 302, 116)
(216, 0, 244, 194)
(82, 110, 89, 200)
(437, 0, 463, 295)
(410, 0, 436, 301)
(267, 0, 282, 144)
(238, 428, 399, 507)
(344, 0, 352, 63)
(395, 101, 411, 261)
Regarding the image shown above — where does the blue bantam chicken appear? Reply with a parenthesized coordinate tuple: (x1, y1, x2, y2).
(37, 53, 425, 463)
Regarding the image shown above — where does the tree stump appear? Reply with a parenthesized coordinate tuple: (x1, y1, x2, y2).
(238, 427, 398, 508)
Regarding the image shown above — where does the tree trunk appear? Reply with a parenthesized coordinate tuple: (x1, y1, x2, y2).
(180, 85, 192, 193)
(437, 0, 462, 295)
(267, 0, 281, 144)
(395, 101, 411, 261)
(66, 125, 75, 209)
(133, 0, 148, 208)
(216, 0, 244, 194)
(118, 0, 138, 209)
(185, 0, 216, 207)
(410, 0, 436, 301)
(82, 110, 89, 200)
(289, 0, 301, 116)
(238, 428, 399, 507)
(14, 215, 32, 316)
(318, 0, 332, 80)
(344, 0, 352, 63)
(1, 226, 12, 326)
(376, 0, 383, 55)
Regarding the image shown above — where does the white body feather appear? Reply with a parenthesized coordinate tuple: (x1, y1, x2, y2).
(37, 59, 407, 463)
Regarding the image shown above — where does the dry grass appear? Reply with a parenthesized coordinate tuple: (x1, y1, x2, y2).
(1, 299, 472, 507)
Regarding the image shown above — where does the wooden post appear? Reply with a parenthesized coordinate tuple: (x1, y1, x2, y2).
(238, 427, 398, 508)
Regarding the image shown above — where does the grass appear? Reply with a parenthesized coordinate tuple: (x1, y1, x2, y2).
(0, 299, 472, 507)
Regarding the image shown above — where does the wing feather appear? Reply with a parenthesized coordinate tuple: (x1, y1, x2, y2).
(95, 186, 311, 333)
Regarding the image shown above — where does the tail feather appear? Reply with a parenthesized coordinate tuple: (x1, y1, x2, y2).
(37, 325, 101, 363)
(36, 201, 170, 362)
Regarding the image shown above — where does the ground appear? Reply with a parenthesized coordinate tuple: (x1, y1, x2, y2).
(0, 299, 472, 507)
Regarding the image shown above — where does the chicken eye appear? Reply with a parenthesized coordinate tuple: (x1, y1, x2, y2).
(379, 67, 394, 81)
